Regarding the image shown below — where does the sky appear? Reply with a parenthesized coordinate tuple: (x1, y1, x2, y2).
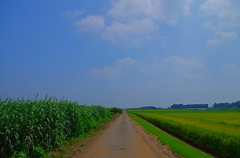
(1, 0, 240, 108)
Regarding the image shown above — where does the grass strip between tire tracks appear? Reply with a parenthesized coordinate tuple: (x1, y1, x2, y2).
(128, 113, 213, 158)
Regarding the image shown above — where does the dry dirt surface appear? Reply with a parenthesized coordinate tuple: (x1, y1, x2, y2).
(72, 111, 181, 158)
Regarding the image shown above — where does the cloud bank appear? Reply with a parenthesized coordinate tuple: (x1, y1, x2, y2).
(89, 56, 202, 80)
(74, 15, 105, 33)
(72, 0, 193, 44)
(207, 31, 238, 45)
(201, 0, 240, 45)
(88, 57, 137, 78)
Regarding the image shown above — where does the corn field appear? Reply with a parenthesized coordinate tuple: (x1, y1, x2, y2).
(0, 95, 110, 158)
(129, 110, 240, 158)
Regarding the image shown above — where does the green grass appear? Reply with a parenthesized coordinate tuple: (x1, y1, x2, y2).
(128, 113, 213, 158)
(42, 131, 94, 158)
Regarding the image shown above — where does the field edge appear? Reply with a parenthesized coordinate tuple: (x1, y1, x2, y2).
(128, 112, 213, 158)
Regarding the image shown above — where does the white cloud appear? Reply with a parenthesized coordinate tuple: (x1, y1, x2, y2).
(102, 18, 158, 44)
(201, 0, 240, 45)
(89, 56, 202, 79)
(179, 73, 206, 80)
(155, 0, 193, 24)
(72, 0, 193, 44)
(115, 57, 137, 68)
(102, 0, 193, 43)
(74, 15, 105, 33)
(222, 63, 240, 77)
(108, 0, 193, 24)
(207, 31, 238, 45)
(89, 67, 123, 78)
(206, 39, 222, 45)
(145, 56, 201, 73)
(201, 0, 240, 29)
(107, 0, 153, 19)
(88, 57, 137, 78)
(62, 10, 83, 17)
(223, 63, 236, 69)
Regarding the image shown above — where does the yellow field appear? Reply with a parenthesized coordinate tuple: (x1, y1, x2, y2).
(128, 110, 240, 158)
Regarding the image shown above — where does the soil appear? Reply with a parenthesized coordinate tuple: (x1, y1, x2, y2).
(71, 111, 181, 158)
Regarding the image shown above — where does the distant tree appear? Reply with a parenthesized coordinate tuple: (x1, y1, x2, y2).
(139, 106, 157, 109)
(212, 102, 230, 108)
(232, 101, 240, 108)
(212, 101, 240, 108)
(109, 107, 123, 114)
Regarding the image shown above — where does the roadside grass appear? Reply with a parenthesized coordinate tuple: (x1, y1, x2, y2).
(43, 113, 121, 158)
(128, 113, 213, 158)
(41, 128, 96, 158)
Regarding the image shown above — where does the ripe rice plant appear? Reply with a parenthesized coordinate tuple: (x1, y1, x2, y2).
(131, 110, 240, 158)
(0, 95, 109, 158)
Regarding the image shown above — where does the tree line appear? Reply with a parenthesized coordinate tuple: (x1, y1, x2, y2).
(212, 101, 240, 108)
(171, 103, 208, 109)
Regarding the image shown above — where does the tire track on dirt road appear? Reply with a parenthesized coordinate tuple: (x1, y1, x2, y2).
(72, 111, 180, 158)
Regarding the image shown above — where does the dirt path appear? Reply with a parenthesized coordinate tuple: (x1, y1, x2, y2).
(72, 111, 180, 158)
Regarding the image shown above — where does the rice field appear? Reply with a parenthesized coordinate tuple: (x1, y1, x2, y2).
(0, 95, 110, 158)
(128, 109, 240, 158)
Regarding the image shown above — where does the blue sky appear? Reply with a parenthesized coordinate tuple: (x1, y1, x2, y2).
(1, 0, 240, 108)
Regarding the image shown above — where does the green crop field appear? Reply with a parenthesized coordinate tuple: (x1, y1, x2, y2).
(128, 109, 240, 158)
(0, 95, 110, 158)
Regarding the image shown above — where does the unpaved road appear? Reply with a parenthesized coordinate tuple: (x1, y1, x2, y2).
(72, 111, 180, 158)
